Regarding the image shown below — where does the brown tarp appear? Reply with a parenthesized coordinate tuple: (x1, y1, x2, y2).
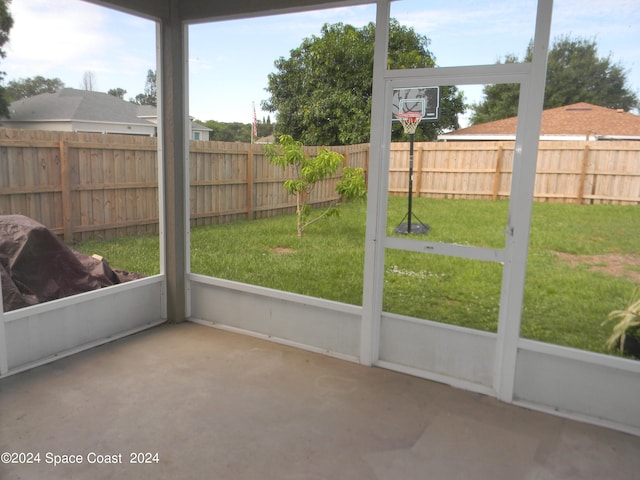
(0, 215, 144, 312)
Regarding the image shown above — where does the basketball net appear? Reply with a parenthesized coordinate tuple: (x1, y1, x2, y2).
(396, 111, 423, 135)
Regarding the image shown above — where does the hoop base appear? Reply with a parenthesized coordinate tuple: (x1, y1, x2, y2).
(394, 211, 430, 235)
(393, 222, 430, 235)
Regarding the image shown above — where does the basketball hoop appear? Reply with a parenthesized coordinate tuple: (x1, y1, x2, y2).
(393, 110, 429, 235)
(396, 111, 423, 135)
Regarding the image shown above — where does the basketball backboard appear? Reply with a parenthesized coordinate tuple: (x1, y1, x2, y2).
(392, 87, 440, 122)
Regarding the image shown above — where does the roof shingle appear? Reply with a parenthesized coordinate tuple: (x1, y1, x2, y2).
(447, 102, 640, 139)
(7, 88, 154, 126)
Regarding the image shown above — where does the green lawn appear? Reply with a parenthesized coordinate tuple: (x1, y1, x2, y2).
(75, 198, 640, 356)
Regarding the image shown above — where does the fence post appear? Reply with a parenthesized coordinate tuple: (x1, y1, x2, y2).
(492, 145, 504, 200)
(246, 147, 254, 220)
(577, 144, 590, 204)
(364, 144, 370, 187)
(413, 145, 424, 196)
(59, 140, 73, 242)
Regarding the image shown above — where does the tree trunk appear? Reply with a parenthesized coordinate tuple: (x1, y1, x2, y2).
(296, 192, 303, 237)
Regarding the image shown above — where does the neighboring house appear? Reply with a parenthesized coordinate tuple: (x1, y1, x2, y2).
(1, 88, 211, 140)
(2, 88, 156, 135)
(191, 122, 211, 140)
(440, 102, 640, 141)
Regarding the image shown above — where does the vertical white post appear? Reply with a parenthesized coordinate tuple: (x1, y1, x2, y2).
(0, 274, 8, 375)
(183, 26, 192, 320)
(156, 21, 168, 320)
(158, 1, 189, 323)
(494, 0, 554, 401)
(361, 0, 391, 366)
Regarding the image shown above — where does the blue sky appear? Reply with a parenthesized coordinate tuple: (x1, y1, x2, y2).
(5, 0, 640, 125)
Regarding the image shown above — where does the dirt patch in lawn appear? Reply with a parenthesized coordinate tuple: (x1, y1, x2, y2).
(269, 247, 295, 255)
(556, 252, 640, 281)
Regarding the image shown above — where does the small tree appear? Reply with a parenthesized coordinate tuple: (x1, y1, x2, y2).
(265, 135, 366, 237)
(108, 87, 127, 100)
(131, 69, 157, 106)
(80, 70, 97, 91)
(5, 76, 65, 102)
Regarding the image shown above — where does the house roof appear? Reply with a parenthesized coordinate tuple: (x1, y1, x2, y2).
(136, 105, 158, 118)
(441, 102, 640, 141)
(4, 88, 212, 133)
(191, 121, 211, 132)
(6, 88, 155, 127)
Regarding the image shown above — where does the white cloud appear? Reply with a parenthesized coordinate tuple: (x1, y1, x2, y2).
(7, 0, 114, 67)
(4, 0, 156, 96)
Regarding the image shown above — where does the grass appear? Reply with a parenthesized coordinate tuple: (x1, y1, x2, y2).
(190, 201, 367, 304)
(74, 198, 640, 355)
(77, 234, 161, 277)
(522, 202, 639, 352)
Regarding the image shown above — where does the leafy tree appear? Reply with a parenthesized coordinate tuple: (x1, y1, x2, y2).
(265, 134, 366, 237)
(131, 69, 156, 106)
(5, 76, 64, 101)
(256, 116, 275, 138)
(469, 55, 521, 125)
(203, 119, 275, 142)
(204, 120, 250, 142)
(0, 0, 13, 117)
(257, 116, 275, 138)
(108, 87, 127, 100)
(263, 20, 464, 145)
(471, 36, 639, 124)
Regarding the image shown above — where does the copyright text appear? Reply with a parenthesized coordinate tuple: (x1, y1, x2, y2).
(2, 451, 160, 466)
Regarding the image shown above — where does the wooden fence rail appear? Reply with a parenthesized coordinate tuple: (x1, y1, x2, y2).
(0, 129, 637, 242)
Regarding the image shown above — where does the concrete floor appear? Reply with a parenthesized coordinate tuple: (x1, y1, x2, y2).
(1, 322, 638, 480)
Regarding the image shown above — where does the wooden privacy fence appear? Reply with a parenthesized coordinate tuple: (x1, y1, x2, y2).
(0, 129, 369, 241)
(0, 129, 159, 242)
(1, 129, 638, 242)
(389, 140, 640, 205)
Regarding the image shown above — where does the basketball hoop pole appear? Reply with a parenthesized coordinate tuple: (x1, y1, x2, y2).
(407, 131, 415, 233)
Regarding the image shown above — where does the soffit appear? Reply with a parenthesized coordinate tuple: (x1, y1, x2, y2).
(84, 0, 374, 22)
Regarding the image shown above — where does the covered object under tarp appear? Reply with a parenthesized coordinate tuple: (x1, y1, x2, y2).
(0, 215, 143, 312)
